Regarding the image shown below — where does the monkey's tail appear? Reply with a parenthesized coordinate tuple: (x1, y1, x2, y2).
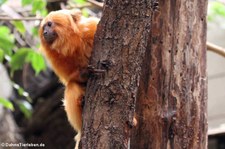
(64, 82, 84, 133)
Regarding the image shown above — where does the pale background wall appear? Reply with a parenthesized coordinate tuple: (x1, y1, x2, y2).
(207, 16, 225, 134)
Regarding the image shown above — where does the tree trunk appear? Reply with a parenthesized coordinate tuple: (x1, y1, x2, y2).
(81, 0, 153, 148)
(131, 0, 208, 149)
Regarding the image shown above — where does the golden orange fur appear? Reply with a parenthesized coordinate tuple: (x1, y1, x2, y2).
(39, 9, 99, 149)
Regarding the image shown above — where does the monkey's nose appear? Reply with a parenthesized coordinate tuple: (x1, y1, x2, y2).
(43, 29, 57, 44)
(43, 31, 48, 35)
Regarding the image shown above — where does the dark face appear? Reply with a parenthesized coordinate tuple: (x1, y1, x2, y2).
(42, 21, 58, 44)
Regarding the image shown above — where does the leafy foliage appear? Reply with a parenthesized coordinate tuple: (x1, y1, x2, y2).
(0, 0, 47, 75)
(10, 48, 31, 75)
(0, 98, 14, 111)
(208, 1, 225, 21)
(10, 48, 46, 76)
(0, 0, 47, 116)
(22, 0, 32, 6)
(22, 0, 47, 16)
(0, 26, 14, 56)
(0, 49, 4, 62)
(12, 82, 32, 102)
(0, 0, 6, 5)
(26, 49, 46, 75)
(31, 0, 47, 15)
(73, 0, 86, 5)
(82, 8, 89, 17)
(15, 100, 32, 118)
(12, 21, 26, 35)
(32, 27, 39, 36)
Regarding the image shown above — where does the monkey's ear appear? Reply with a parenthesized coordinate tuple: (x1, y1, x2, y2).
(70, 9, 82, 22)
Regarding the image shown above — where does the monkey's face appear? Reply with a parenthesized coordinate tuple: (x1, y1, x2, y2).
(42, 20, 57, 44)
(39, 10, 82, 56)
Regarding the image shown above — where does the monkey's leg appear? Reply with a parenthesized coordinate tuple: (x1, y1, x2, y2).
(64, 82, 84, 149)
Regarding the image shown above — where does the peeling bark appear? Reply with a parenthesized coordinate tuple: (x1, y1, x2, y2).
(81, 0, 153, 148)
(82, 0, 207, 148)
(131, 0, 208, 149)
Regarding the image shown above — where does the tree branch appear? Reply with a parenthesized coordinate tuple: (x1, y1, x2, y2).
(0, 17, 43, 21)
(207, 42, 225, 58)
(87, 0, 103, 8)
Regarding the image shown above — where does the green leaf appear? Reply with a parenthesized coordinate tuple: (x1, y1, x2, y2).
(207, 15, 213, 22)
(12, 21, 26, 35)
(18, 87, 25, 96)
(208, 2, 225, 21)
(73, 0, 86, 4)
(40, 9, 47, 16)
(9, 48, 31, 75)
(0, 49, 4, 62)
(32, 0, 46, 14)
(0, 98, 14, 111)
(0, 0, 7, 5)
(12, 82, 32, 102)
(0, 25, 11, 35)
(32, 27, 39, 36)
(211, 2, 225, 17)
(82, 8, 89, 17)
(0, 26, 14, 56)
(15, 100, 32, 119)
(9, 48, 46, 76)
(26, 51, 46, 75)
(22, 0, 32, 6)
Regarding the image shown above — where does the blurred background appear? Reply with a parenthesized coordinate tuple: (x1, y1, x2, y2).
(208, 1, 225, 149)
(0, 0, 224, 149)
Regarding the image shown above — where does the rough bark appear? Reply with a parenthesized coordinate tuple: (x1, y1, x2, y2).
(81, 0, 153, 148)
(131, 0, 208, 149)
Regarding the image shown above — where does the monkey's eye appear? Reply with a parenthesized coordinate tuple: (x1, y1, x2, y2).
(47, 21, 52, 27)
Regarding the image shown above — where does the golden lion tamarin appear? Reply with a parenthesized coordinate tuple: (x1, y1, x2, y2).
(39, 9, 99, 149)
